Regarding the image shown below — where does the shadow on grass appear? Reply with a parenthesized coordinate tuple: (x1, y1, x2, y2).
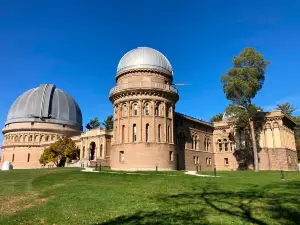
(95, 181, 300, 225)
(95, 209, 208, 225)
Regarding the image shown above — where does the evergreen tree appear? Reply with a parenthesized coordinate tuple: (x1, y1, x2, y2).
(221, 47, 270, 171)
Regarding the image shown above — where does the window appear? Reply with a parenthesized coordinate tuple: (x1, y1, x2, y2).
(193, 156, 197, 164)
(206, 158, 211, 166)
(225, 143, 228, 152)
(45, 136, 49, 142)
(29, 135, 33, 142)
(169, 151, 173, 161)
(145, 104, 150, 115)
(191, 136, 194, 149)
(218, 139, 222, 152)
(166, 107, 169, 118)
(120, 151, 124, 162)
(230, 142, 233, 152)
(197, 157, 199, 164)
(155, 103, 161, 116)
(288, 155, 291, 164)
(167, 126, 170, 143)
(158, 124, 161, 142)
(100, 144, 103, 158)
(122, 125, 125, 143)
(122, 105, 128, 117)
(12, 154, 15, 162)
(133, 104, 138, 116)
(82, 147, 85, 158)
(133, 124, 137, 142)
(194, 137, 197, 150)
(146, 124, 149, 142)
(224, 158, 229, 165)
(27, 153, 30, 162)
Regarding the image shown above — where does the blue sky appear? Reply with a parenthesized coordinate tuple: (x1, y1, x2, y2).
(1, 0, 300, 145)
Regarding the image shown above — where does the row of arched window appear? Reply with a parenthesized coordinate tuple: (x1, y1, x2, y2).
(119, 102, 172, 118)
(4, 134, 59, 144)
(118, 124, 171, 143)
(217, 138, 233, 152)
(81, 144, 104, 159)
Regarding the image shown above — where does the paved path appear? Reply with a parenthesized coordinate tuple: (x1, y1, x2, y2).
(184, 171, 220, 177)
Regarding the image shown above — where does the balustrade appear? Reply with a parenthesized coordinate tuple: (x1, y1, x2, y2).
(109, 82, 178, 96)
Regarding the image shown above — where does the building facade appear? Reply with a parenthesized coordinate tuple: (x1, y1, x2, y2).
(1, 47, 298, 171)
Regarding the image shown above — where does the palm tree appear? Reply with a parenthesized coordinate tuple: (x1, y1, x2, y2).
(102, 115, 114, 130)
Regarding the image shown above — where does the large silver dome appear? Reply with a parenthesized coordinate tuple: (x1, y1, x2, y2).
(6, 84, 82, 128)
(117, 47, 173, 76)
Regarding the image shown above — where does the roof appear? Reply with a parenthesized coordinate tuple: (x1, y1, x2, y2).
(6, 84, 82, 128)
(175, 112, 214, 127)
(117, 47, 173, 76)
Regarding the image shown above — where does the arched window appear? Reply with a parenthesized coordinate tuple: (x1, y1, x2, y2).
(133, 104, 138, 116)
(223, 139, 228, 152)
(166, 106, 169, 118)
(191, 136, 194, 149)
(122, 104, 128, 117)
(155, 103, 161, 116)
(100, 144, 103, 158)
(122, 125, 125, 143)
(82, 147, 85, 158)
(167, 126, 170, 143)
(27, 153, 30, 162)
(133, 124, 137, 142)
(218, 139, 222, 152)
(145, 104, 150, 116)
(158, 124, 161, 142)
(146, 124, 149, 142)
(12, 154, 15, 162)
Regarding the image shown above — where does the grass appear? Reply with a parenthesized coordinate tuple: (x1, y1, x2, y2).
(0, 168, 300, 225)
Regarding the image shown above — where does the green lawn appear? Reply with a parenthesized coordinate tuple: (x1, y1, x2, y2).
(0, 168, 300, 225)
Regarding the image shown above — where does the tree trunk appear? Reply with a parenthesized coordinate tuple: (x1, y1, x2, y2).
(249, 119, 259, 171)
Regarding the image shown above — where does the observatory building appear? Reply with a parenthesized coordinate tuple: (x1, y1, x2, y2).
(1, 47, 298, 171)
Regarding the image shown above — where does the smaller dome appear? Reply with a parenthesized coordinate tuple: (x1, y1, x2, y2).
(117, 47, 173, 76)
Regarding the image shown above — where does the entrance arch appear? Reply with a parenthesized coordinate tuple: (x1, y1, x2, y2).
(89, 142, 96, 160)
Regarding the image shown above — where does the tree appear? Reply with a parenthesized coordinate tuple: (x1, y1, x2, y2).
(86, 117, 100, 130)
(39, 137, 79, 167)
(210, 113, 223, 123)
(276, 102, 296, 116)
(221, 47, 270, 171)
(102, 115, 114, 130)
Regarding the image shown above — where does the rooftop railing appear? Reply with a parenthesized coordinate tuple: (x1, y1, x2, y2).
(109, 82, 178, 97)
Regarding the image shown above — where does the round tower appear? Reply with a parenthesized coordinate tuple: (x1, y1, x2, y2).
(109, 47, 179, 170)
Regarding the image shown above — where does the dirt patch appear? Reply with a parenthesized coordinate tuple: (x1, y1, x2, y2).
(0, 192, 51, 216)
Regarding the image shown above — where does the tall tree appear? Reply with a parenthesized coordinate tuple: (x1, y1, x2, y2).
(221, 47, 270, 171)
(39, 137, 79, 167)
(210, 113, 223, 123)
(276, 102, 296, 116)
(86, 117, 100, 130)
(102, 115, 114, 130)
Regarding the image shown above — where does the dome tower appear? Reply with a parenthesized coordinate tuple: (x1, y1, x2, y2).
(109, 47, 179, 170)
(1, 84, 82, 168)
